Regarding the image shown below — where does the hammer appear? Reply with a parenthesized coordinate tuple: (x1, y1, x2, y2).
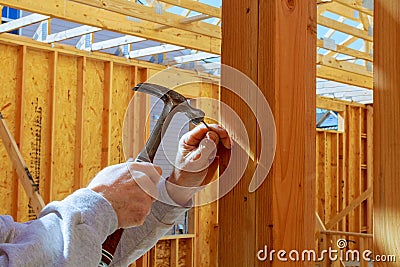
(99, 83, 207, 266)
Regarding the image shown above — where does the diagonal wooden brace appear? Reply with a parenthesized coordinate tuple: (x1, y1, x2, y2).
(0, 112, 45, 216)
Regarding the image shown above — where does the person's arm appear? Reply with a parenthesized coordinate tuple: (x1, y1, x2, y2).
(110, 180, 189, 266)
(0, 188, 117, 267)
(111, 124, 231, 266)
(0, 162, 160, 267)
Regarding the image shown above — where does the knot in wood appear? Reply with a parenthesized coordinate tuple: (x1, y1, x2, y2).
(286, 0, 296, 10)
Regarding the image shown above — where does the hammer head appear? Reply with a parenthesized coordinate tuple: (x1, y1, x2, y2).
(133, 83, 205, 125)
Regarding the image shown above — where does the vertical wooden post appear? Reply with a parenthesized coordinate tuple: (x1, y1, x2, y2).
(73, 56, 86, 190)
(373, 0, 400, 263)
(219, 0, 316, 266)
(44, 51, 57, 203)
(14, 45, 26, 220)
(101, 61, 113, 168)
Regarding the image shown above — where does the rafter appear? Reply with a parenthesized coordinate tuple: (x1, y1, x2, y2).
(333, 0, 373, 16)
(196, 62, 220, 71)
(333, 90, 372, 98)
(0, 14, 49, 33)
(129, 44, 183, 58)
(91, 35, 144, 51)
(317, 39, 372, 61)
(323, 2, 362, 21)
(0, 0, 221, 54)
(45, 25, 101, 43)
(325, 36, 359, 57)
(159, 0, 221, 18)
(70, 0, 221, 39)
(318, 14, 372, 42)
(163, 52, 217, 65)
(156, 14, 212, 30)
(317, 87, 367, 94)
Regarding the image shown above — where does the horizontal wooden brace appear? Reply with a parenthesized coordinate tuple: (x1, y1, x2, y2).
(0, 34, 219, 82)
(317, 54, 372, 77)
(317, 65, 373, 89)
(0, 0, 221, 54)
(320, 230, 373, 238)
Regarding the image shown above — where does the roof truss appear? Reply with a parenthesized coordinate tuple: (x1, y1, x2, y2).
(0, 0, 374, 103)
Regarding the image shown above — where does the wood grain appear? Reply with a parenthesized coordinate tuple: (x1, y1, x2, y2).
(219, 0, 316, 266)
(373, 0, 400, 264)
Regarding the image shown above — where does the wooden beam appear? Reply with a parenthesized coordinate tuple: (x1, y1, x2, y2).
(317, 65, 373, 89)
(43, 51, 57, 203)
(0, 14, 49, 33)
(318, 14, 373, 42)
(73, 57, 86, 190)
(70, 0, 221, 39)
(317, 96, 348, 112)
(325, 36, 359, 57)
(163, 52, 217, 65)
(317, 54, 372, 77)
(0, 0, 221, 54)
(317, 39, 372, 62)
(218, 1, 316, 266)
(129, 44, 183, 58)
(0, 113, 45, 216)
(325, 187, 372, 229)
(101, 61, 113, 168)
(45, 25, 102, 43)
(321, 230, 373, 238)
(91, 35, 144, 51)
(196, 62, 220, 71)
(374, 1, 400, 263)
(160, 0, 221, 18)
(333, 0, 373, 16)
(14, 45, 26, 220)
(324, 2, 362, 21)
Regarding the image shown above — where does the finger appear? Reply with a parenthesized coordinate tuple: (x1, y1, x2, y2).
(180, 137, 217, 173)
(181, 124, 209, 147)
(182, 124, 231, 149)
(207, 131, 220, 145)
(206, 124, 231, 149)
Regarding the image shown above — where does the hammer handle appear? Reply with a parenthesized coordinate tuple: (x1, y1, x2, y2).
(99, 229, 124, 266)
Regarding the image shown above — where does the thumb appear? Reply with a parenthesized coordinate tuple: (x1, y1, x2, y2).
(180, 132, 218, 173)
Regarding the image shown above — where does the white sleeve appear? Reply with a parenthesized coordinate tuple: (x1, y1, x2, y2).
(0, 188, 118, 267)
(110, 180, 190, 266)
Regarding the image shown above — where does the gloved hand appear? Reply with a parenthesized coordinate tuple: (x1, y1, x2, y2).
(166, 124, 231, 206)
(88, 162, 162, 229)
